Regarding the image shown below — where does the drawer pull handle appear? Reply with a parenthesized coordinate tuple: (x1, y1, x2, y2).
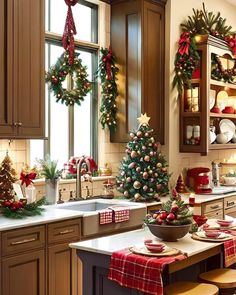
(210, 205, 220, 209)
(11, 237, 36, 245)
(59, 229, 74, 235)
(227, 201, 235, 207)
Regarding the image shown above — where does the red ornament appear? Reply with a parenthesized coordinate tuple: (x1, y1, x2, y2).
(225, 36, 236, 57)
(175, 174, 186, 193)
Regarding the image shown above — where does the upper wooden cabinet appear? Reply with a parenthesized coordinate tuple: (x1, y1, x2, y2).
(0, 0, 45, 139)
(110, 0, 166, 143)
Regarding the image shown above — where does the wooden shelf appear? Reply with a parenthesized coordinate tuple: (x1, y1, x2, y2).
(210, 79, 236, 90)
(183, 112, 201, 117)
(210, 143, 236, 150)
(210, 112, 236, 119)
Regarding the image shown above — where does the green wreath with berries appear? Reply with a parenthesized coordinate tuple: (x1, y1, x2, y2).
(45, 51, 91, 106)
(98, 47, 119, 132)
(1, 197, 46, 219)
(173, 3, 236, 97)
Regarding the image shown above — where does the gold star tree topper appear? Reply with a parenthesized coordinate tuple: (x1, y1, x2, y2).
(137, 113, 150, 127)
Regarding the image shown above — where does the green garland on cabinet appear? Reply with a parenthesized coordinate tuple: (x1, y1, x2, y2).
(45, 51, 91, 106)
(173, 3, 236, 97)
(1, 197, 46, 219)
(98, 47, 119, 132)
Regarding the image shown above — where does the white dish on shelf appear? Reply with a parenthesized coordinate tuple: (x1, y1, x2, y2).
(209, 131, 216, 143)
(217, 91, 229, 111)
(209, 89, 216, 110)
(219, 119, 235, 142)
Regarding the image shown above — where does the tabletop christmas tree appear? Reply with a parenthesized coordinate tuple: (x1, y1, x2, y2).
(116, 114, 170, 202)
(0, 153, 17, 200)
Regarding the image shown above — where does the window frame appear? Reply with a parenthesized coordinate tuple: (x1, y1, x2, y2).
(43, 0, 99, 164)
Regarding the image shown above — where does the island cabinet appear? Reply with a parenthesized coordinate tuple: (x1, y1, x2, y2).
(110, 0, 166, 144)
(0, 218, 81, 295)
(224, 195, 236, 218)
(0, 0, 45, 139)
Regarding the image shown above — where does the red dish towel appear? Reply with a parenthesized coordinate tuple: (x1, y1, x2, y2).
(108, 248, 186, 295)
(99, 209, 113, 225)
(224, 238, 236, 267)
(110, 206, 130, 223)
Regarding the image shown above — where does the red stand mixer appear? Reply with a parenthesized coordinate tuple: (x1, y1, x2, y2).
(187, 167, 212, 194)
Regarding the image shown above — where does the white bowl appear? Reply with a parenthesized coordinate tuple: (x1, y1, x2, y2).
(223, 176, 236, 185)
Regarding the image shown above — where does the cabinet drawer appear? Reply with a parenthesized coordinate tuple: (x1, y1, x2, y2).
(202, 200, 223, 214)
(224, 196, 236, 210)
(48, 219, 81, 245)
(205, 210, 223, 219)
(2, 225, 45, 257)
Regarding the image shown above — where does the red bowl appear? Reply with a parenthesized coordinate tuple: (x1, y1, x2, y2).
(204, 230, 220, 239)
(217, 219, 233, 227)
(193, 215, 208, 226)
(145, 243, 165, 253)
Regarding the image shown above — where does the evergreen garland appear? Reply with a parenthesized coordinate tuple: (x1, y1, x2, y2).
(98, 47, 119, 132)
(45, 51, 91, 106)
(1, 197, 46, 219)
(173, 3, 236, 97)
(211, 54, 236, 82)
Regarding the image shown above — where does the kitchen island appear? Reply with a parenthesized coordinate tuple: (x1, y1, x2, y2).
(70, 228, 223, 295)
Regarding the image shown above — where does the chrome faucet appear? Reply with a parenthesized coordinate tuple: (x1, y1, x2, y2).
(75, 156, 91, 200)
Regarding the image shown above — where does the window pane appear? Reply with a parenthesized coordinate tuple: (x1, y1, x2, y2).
(49, 1, 93, 42)
(74, 50, 92, 157)
(49, 44, 69, 169)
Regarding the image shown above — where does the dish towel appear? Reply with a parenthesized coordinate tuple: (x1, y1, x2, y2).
(109, 206, 130, 223)
(224, 238, 236, 267)
(108, 248, 186, 295)
(99, 209, 113, 225)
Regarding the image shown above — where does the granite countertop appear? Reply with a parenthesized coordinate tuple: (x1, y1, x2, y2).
(69, 228, 221, 256)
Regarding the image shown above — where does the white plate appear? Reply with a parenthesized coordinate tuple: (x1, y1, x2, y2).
(217, 91, 228, 111)
(219, 119, 236, 142)
(210, 89, 216, 110)
(196, 231, 231, 239)
(209, 131, 216, 143)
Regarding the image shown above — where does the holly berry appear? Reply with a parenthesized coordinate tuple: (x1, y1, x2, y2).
(166, 212, 176, 221)
(3, 200, 12, 207)
(171, 204, 179, 213)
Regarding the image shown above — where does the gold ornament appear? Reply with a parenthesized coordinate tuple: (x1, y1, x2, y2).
(144, 155, 150, 162)
(131, 151, 137, 158)
(137, 113, 150, 127)
(133, 181, 141, 189)
(134, 193, 141, 201)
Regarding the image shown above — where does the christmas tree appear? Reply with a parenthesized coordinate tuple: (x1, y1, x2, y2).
(0, 153, 17, 200)
(116, 114, 170, 202)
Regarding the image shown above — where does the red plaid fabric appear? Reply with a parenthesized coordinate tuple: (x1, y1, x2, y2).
(224, 238, 236, 267)
(110, 206, 130, 223)
(99, 209, 113, 225)
(108, 248, 186, 295)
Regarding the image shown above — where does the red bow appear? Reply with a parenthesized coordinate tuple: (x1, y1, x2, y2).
(62, 0, 77, 65)
(20, 172, 37, 187)
(178, 32, 191, 56)
(103, 47, 113, 80)
(225, 36, 236, 57)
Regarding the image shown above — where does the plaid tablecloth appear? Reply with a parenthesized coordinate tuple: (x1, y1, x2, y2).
(108, 248, 186, 295)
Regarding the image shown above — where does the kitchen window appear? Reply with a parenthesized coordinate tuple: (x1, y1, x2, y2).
(30, 0, 98, 169)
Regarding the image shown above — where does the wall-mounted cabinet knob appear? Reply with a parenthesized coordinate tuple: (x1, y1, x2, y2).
(13, 122, 23, 127)
(18, 122, 22, 127)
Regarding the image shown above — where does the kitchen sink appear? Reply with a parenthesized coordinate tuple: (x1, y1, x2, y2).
(56, 199, 147, 238)
(57, 201, 119, 212)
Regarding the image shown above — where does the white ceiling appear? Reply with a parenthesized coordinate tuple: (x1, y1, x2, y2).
(225, 0, 236, 6)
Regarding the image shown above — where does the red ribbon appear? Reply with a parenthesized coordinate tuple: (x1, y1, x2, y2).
(178, 32, 191, 56)
(103, 47, 113, 80)
(62, 0, 77, 65)
(20, 172, 37, 187)
(225, 36, 236, 57)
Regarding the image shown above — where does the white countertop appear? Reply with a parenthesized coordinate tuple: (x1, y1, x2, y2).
(69, 228, 221, 256)
(0, 207, 84, 231)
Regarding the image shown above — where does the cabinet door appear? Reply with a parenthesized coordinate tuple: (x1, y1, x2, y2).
(110, 0, 142, 142)
(48, 243, 79, 295)
(0, 0, 15, 136)
(11, 0, 45, 138)
(2, 250, 45, 295)
(143, 1, 165, 144)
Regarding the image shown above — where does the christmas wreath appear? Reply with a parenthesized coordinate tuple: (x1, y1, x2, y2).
(1, 197, 46, 219)
(45, 51, 91, 106)
(98, 47, 119, 132)
(173, 3, 236, 97)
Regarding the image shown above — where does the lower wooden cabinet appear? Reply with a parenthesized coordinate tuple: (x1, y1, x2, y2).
(2, 250, 45, 295)
(48, 243, 79, 295)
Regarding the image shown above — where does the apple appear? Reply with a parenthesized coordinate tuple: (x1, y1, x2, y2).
(166, 212, 176, 221)
(159, 211, 167, 220)
(156, 218, 163, 225)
